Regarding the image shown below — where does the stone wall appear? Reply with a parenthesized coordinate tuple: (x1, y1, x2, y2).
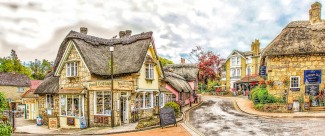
(0, 86, 29, 101)
(266, 55, 325, 100)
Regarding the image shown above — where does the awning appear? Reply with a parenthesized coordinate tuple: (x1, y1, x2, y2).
(58, 88, 84, 94)
(235, 75, 260, 84)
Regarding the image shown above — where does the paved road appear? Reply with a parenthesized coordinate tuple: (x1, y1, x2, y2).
(189, 96, 325, 136)
(110, 124, 190, 136)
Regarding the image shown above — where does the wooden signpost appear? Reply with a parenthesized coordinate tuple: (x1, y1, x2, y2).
(159, 107, 177, 128)
(48, 117, 58, 129)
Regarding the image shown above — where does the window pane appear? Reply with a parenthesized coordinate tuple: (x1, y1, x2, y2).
(146, 65, 149, 79)
(74, 95, 79, 116)
(71, 64, 75, 76)
(67, 95, 73, 116)
(139, 94, 143, 108)
(96, 92, 103, 114)
(104, 92, 111, 115)
(145, 93, 150, 108)
(60, 95, 66, 116)
(150, 65, 154, 79)
(66, 63, 70, 76)
(75, 62, 78, 76)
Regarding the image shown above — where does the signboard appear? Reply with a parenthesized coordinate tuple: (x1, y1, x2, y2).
(67, 117, 75, 126)
(259, 66, 267, 76)
(159, 107, 177, 128)
(86, 80, 133, 90)
(304, 70, 322, 84)
(80, 117, 87, 129)
(48, 117, 58, 129)
(305, 84, 319, 96)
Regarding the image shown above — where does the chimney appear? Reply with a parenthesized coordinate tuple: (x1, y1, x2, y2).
(251, 39, 260, 56)
(125, 30, 132, 37)
(309, 2, 322, 24)
(181, 58, 186, 64)
(80, 27, 88, 34)
(119, 31, 126, 38)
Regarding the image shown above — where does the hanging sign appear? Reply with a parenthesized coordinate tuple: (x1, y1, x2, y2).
(159, 107, 177, 128)
(259, 66, 267, 76)
(304, 70, 322, 84)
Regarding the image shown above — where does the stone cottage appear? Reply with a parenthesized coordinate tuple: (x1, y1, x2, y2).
(261, 2, 325, 109)
(34, 28, 164, 128)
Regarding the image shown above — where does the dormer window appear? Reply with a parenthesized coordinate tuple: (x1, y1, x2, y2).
(66, 62, 78, 77)
(146, 64, 154, 80)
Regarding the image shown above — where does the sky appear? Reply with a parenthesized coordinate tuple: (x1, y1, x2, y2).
(0, 0, 322, 63)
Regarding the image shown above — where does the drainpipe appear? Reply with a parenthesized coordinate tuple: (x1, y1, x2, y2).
(87, 89, 90, 128)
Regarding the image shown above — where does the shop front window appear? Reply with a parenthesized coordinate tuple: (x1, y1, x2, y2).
(60, 95, 84, 117)
(46, 94, 54, 115)
(94, 91, 111, 115)
(137, 92, 153, 109)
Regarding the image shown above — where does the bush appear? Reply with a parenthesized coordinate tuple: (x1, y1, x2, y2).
(0, 124, 12, 135)
(164, 102, 181, 116)
(254, 104, 264, 110)
(136, 117, 160, 129)
(250, 87, 277, 105)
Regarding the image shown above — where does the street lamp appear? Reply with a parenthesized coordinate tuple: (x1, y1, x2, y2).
(110, 46, 114, 128)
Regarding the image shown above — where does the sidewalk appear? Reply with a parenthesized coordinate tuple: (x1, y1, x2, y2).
(234, 96, 325, 118)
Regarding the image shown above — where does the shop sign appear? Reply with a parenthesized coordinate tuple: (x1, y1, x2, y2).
(80, 117, 87, 129)
(305, 84, 319, 96)
(159, 107, 177, 128)
(48, 117, 58, 129)
(259, 66, 267, 76)
(304, 70, 322, 84)
(86, 80, 133, 90)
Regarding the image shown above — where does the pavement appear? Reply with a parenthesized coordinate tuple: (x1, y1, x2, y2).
(13, 102, 201, 135)
(208, 95, 325, 118)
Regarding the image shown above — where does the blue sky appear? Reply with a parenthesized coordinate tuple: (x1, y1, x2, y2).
(0, 0, 322, 63)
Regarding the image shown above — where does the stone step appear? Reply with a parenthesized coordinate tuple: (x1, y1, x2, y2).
(309, 107, 325, 111)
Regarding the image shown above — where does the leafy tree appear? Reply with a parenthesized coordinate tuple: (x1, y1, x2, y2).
(0, 49, 31, 77)
(190, 46, 223, 83)
(158, 57, 174, 66)
(30, 59, 53, 80)
(0, 92, 8, 113)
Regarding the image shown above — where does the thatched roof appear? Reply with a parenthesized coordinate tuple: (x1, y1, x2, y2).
(163, 64, 198, 81)
(34, 73, 59, 94)
(0, 72, 30, 87)
(54, 31, 156, 76)
(164, 72, 192, 93)
(262, 21, 325, 57)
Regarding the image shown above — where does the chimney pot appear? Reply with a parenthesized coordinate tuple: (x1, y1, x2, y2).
(309, 2, 322, 24)
(80, 27, 88, 34)
(181, 58, 186, 64)
(119, 31, 126, 38)
(125, 30, 132, 37)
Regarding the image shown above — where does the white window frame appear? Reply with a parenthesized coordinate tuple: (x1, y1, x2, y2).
(290, 76, 300, 88)
(236, 68, 241, 76)
(46, 94, 54, 115)
(94, 91, 112, 116)
(17, 87, 24, 93)
(246, 56, 252, 64)
(146, 64, 154, 79)
(246, 67, 251, 75)
(66, 62, 78, 77)
(59, 94, 84, 117)
(140, 92, 153, 109)
(236, 57, 241, 65)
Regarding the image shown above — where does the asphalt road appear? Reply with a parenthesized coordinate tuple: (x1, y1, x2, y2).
(189, 96, 325, 136)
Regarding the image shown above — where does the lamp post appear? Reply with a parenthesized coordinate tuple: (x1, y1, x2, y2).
(110, 46, 114, 128)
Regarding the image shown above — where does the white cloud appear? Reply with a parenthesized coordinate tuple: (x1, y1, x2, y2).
(0, 0, 320, 63)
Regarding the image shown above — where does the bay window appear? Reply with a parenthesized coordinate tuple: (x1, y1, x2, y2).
(66, 62, 78, 77)
(94, 91, 111, 115)
(60, 95, 84, 117)
(137, 92, 153, 109)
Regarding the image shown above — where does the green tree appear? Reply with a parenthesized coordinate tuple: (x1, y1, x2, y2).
(0, 92, 8, 112)
(30, 59, 53, 80)
(0, 49, 31, 77)
(158, 57, 174, 66)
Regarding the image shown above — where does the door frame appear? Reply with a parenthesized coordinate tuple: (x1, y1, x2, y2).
(120, 93, 129, 124)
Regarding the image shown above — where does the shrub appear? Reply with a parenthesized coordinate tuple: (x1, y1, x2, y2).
(250, 87, 277, 105)
(254, 104, 264, 110)
(275, 97, 286, 103)
(0, 124, 12, 135)
(164, 102, 181, 116)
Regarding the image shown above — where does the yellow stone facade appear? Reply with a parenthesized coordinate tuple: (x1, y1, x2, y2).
(42, 40, 162, 128)
(0, 86, 29, 102)
(266, 55, 325, 100)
